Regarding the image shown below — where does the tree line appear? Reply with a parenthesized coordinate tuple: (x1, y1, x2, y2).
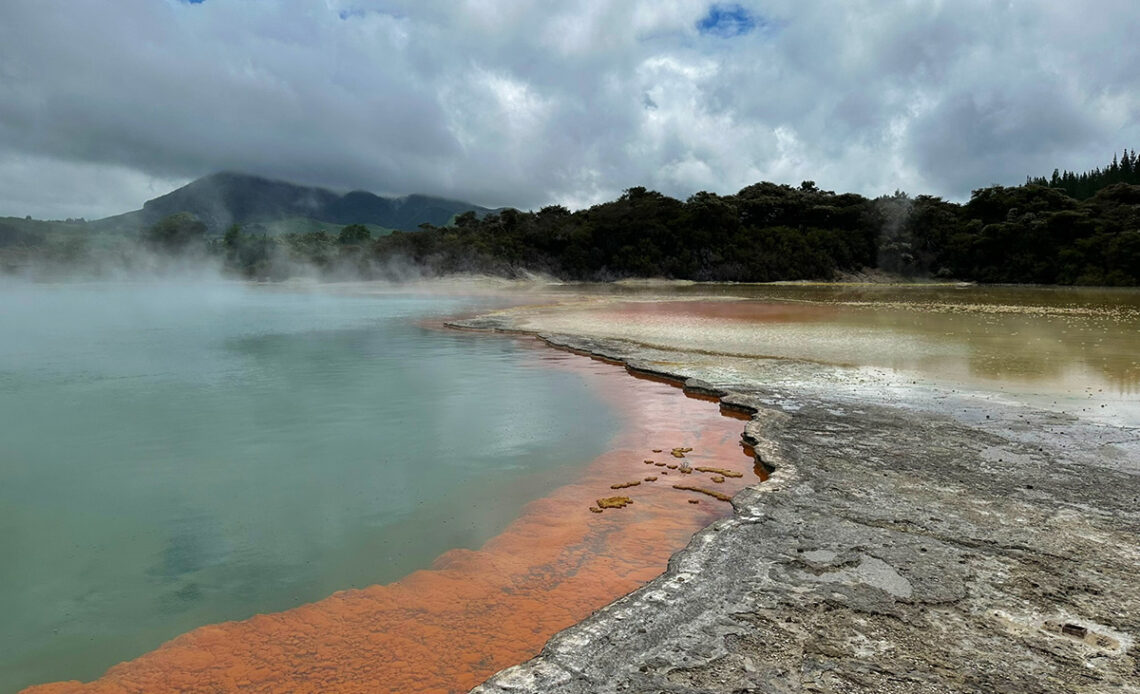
(353, 173, 1139, 286)
(6, 154, 1139, 286)
(116, 174, 1140, 287)
(1027, 149, 1140, 200)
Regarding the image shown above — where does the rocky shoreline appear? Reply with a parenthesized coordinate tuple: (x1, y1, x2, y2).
(454, 316, 1140, 693)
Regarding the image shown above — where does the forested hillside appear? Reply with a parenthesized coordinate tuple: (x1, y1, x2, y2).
(359, 179, 1140, 285)
(5, 161, 1139, 286)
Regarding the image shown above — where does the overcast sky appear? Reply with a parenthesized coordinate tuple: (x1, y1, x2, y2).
(2, 0, 1139, 219)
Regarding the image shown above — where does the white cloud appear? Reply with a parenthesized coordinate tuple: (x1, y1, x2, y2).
(1, 0, 1138, 219)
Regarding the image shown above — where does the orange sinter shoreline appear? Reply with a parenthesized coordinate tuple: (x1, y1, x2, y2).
(26, 337, 760, 694)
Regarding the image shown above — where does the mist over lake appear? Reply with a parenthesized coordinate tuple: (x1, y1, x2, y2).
(0, 281, 617, 692)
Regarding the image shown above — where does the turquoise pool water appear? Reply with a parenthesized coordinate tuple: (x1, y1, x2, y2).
(0, 281, 617, 692)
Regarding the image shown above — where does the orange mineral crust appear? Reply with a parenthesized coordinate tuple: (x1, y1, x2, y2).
(26, 343, 758, 694)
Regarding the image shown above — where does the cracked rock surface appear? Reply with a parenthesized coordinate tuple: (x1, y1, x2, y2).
(458, 324, 1140, 694)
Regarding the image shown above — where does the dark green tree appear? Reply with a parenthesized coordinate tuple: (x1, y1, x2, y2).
(337, 224, 371, 245)
(223, 224, 242, 250)
(142, 212, 208, 253)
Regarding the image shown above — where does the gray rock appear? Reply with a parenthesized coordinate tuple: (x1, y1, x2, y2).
(471, 332, 1140, 694)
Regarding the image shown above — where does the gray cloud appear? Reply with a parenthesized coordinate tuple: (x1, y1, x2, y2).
(1, 0, 1138, 219)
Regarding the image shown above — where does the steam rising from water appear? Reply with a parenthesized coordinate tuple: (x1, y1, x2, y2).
(0, 282, 614, 691)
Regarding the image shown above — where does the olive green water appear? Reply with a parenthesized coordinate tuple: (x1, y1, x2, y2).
(0, 282, 618, 692)
(528, 283, 1140, 424)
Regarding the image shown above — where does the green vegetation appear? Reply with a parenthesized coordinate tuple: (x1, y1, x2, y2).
(1027, 149, 1140, 200)
(0, 216, 138, 275)
(142, 212, 207, 253)
(254, 217, 393, 239)
(370, 177, 1140, 286)
(138, 172, 491, 234)
(217, 223, 377, 279)
(4, 156, 1139, 285)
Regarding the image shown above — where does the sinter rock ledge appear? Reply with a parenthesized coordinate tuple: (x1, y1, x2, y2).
(453, 317, 1140, 694)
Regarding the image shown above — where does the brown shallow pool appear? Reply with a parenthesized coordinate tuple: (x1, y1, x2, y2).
(506, 285, 1140, 426)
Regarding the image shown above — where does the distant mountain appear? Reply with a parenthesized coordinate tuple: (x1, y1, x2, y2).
(96, 172, 496, 234)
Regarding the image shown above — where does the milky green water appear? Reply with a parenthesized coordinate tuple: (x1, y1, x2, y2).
(494, 283, 1140, 431)
(0, 282, 617, 692)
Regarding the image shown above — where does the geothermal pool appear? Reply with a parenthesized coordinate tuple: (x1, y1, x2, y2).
(11, 280, 1135, 693)
(524, 283, 1140, 423)
(0, 282, 625, 692)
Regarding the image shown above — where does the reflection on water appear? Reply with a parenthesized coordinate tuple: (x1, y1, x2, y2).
(527, 285, 1140, 397)
(23, 344, 757, 694)
(0, 283, 619, 693)
(580, 281, 1140, 313)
